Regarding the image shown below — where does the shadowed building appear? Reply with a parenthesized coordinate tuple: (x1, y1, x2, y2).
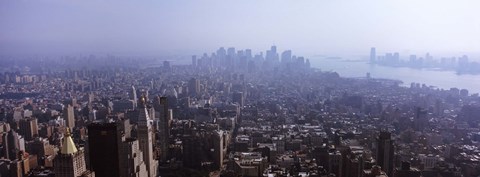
(2, 130, 25, 160)
(154, 96, 170, 162)
(376, 131, 394, 177)
(87, 122, 122, 177)
(18, 117, 38, 141)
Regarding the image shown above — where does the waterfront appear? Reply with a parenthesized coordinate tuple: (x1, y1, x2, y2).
(311, 57, 480, 94)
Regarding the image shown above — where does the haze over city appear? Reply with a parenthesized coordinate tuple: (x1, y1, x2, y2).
(1, 0, 480, 57)
(2, 1, 480, 177)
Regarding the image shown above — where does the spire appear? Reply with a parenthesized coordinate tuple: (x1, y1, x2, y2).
(138, 94, 147, 108)
(60, 128, 78, 154)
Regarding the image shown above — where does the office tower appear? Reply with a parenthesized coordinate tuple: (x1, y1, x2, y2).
(212, 130, 224, 170)
(112, 100, 135, 113)
(266, 45, 278, 61)
(409, 55, 417, 64)
(38, 123, 53, 138)
(137, 96, 158, 177)
(217, 47, 227, 64)
(370, 47, 376, 63)
(18, 117, 38, 141)
(192, 55, 197, 67)
(376, 131, 394, 177)
(54, 128, 94, 177)
(87, 122, 122, 177)
(30, 138, 55, 166)
(232, 92, 244, 107)
(247, 60, 256, 73)
(393, 52, 400, 63)
(343, 146, 366, 177)
(227, 47, 236, 58)
(88, 92, 95, 107)
(2, 130, 24, 160)
(414, 107, 428, 131)
(63, 98, 77, 108)
(163, 60, 171, 70)
(154, 96, 170, 162)
(121, 138, 148, 177)
(9, 153, 31, 177)
(245, 49, 252, 59)
(271, 45, 277, 52)
(131, 85, 138, 108)
(182, 134, 202, 169)
(63, 105, 75, 129)
(188, 78, 200, 96)
(270, 45, 277, 60)
(281, 50, 292, 63)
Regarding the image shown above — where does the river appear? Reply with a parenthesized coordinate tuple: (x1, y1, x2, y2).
(310, 57, 480, 94)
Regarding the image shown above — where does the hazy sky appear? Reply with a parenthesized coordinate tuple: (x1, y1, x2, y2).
(1, 0, 479, 57)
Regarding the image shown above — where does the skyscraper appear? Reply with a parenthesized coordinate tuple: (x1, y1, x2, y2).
(370, 47, 376, 63)
(87, 122, 122, 177)
(54, 128, 94, 177)
(154, 96, 170, 162)
(131, 85, 138, 108)
(63, 105, 75, 129)
(188, 78, 200, 96)
(137, 95, 158, 177)
(233, 92, 244, 107)
(281, 50, 292, 63)
(266, 45, 279, 62)
(121, 138, 148, 177)
(227, 47, 236, 58)
(376, 131, 394, 177)
(18, 117, 38, 141)
(192, 55, 197, 67)
(414, 107, 428, 131)
(2, 130, 24, 160)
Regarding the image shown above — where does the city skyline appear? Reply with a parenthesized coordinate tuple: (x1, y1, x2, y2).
(1, 1, 480, 177)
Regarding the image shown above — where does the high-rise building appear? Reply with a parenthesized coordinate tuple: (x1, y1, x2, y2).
(192, 55, 197, 67)
(281, 50, 292, 63)
(30, 138, 55, 166)
(87, 122, 122, 177)
(266, 45, 279, 62)
(54, 128, 94, 177)
(18, 117, 38, 141)
(137, 95, 158, 177)
(245, 49, 252, 59)
(163, 60, 171, 70)
(370, 47, 376, 63)
(227, 47, 236, 58)
(376, 131, 394, 177)
(182, 134, 201, 169)
(233, 92, 245, 107)
(63, 105, 75, 129)
(270, 45, 277, 56)
(121, 138, 148, 177)
(131, 85, 138, 108)
(154, 96, 170, 162)
(2, 130, 24, 160)
(188, 78, 200, 96)
(414, 107, 428, 131)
